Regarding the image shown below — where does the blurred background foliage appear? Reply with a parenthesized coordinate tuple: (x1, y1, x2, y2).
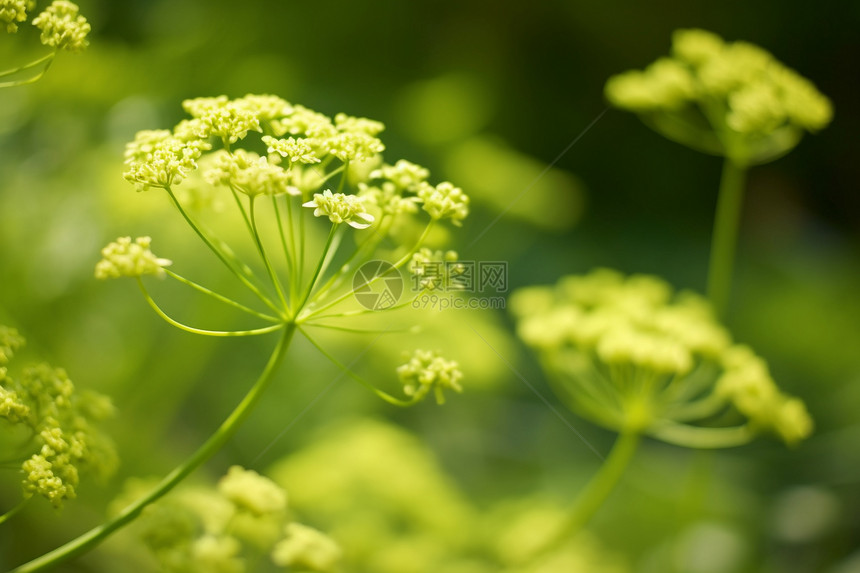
(1, 0, 858, 571)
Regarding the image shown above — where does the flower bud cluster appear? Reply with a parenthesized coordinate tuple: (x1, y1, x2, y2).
(303, 189, 375, 229)
(409, 248, 463, 291)
(31, 0, 90, 52)
(123, 130, 211, 192)
(397, 349, 464, 405)
(120, 95, 469, 240)
(115, 466, 341, 573)
(205, 149, 293, 197)
(95, 236, 172, 280)
(511, 268, 812, 446)
(0, 328, 117, 508)
(1, 0, 34, 33)
(605, 29, 832, 164)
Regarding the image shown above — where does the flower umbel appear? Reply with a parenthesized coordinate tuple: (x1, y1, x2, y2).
(31, 0, 90, 52)
(123, 130, 210, 192)
(511, 268, 812, 447)
(397, 349, 464, 405)
(1, 0, 35, 33)
(95, 236, 172, 280)
(418, 181, 470, 225)
(303, 189, 375, 229)
(605, 28, 832, 165)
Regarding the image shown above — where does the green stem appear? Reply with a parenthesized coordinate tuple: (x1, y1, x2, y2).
(9, 325, 296, 573)
(272, 194, 295, 295)
(164, 186, 282, 316)
(312, 215, 393, 304)
(299, 327, 417, 407)
(249, 198, 290, 313)
(297, 224, 340, 311)
(138, 280, 284, 337)
(0, 52, 55, 78)
(300, 221, 434, 321)
(707, 159, 747, 318)
(650, 422, 754, 449)
(165, 269, 280, 322)
(0, 498, 29, 526)
(0, 52, 55, 88)
(532, 431, 640, 560)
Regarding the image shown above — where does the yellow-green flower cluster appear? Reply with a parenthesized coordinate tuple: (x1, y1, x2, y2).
(605, 29, 832, 164)
(417, 181, 470, 225)
(95, 236, 172, 280)
(263, 135, 320, 165)
(183, 96, 264, 145)
(272, 523, 343, 571)
(409, 248, 463, 291)
(205, 149, 294, 197)
(510, 269, 812, 447)
(303, 189, 375, 229)
(397, 349, 464, 405)
(123, 129, 211, 192)
(121, 95, 469, 238)
(1, 0, 34, 33)
(0, 328, 117, 508)
(31, 0, 90, 52)
(115, 466, 341, 573)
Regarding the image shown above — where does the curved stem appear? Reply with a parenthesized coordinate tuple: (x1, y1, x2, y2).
(0, 498, 29, 526)
(9, 325, 297, 573)
(0, 52, 55, 88)
(138, 280, 283, 337)
(299, 327, 418, 407)
(531, 431, 640, 560)
(165, 270, 280, 322)
(650, 421, 754, 449)
(0, 52, 55, 78)
(707, 159, 747, 318)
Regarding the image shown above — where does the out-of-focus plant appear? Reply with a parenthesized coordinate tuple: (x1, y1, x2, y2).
(507, 29, 827, 561)
(0, 0, 90, 88)
(510, 269, 813, 555)
(8, 94, 469, 571)
(111, 465, 341, 572)
(0, 325, 116, 520)
(605, 28, 832, 315)
(269, 418, 630, 573)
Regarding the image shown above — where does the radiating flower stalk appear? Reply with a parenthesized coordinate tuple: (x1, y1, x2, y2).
(510, 28, 827, 560)
(605, 28, 832, 316)
(0, 0, 90, 88)
(9, 94, 467, 572)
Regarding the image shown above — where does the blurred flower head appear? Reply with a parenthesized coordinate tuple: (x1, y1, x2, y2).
(510, 268, 812, 446)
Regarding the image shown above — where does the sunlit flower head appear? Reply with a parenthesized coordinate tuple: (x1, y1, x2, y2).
(303, 189, 375, 229)
(31, 0, 90, 52)
(1, 0, 35, 33)
(417, 181, 469, 225)
(95, 236, 172, 280)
